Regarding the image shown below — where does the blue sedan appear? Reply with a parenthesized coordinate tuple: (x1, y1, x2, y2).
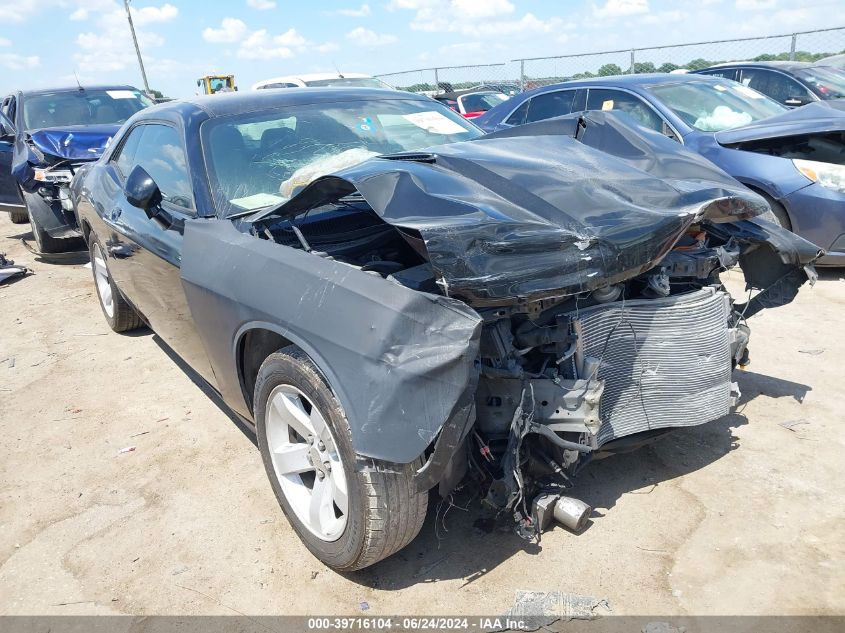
(476, 74, 845, 265)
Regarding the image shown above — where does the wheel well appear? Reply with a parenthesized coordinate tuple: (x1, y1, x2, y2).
(80, 219, 92, 243)
(238, 328, 293, 411)
(743, 183, 793, 230)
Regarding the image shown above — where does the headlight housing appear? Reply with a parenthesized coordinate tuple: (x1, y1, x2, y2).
(33, 167, 73, 184)
(793, 159, 845, 193)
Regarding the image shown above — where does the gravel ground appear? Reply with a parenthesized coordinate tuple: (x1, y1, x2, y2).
(1, 212, 843, 618)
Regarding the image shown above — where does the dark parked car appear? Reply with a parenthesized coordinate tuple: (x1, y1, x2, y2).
(73, 88, 818, 570)
(0, 86, 152, 252)
(476, 74, 845, 265)
(694, 61, 845, 106)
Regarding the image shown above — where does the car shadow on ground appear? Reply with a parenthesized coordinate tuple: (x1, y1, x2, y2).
(348, 369, 810, 589)
(150, 333, 258, 447)
(4, 229, 88, 265)
(816, 268, 844, 281)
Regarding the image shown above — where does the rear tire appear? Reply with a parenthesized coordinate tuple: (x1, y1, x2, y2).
(88, 234, 143, 333)
(9, 209, 28, 224)
(254, 346, 428, 571)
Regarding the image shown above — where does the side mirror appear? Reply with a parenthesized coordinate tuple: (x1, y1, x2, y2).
(124, 164, 161, 214)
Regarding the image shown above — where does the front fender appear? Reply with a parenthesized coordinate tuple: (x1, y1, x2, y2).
(180, 219, 482, 464)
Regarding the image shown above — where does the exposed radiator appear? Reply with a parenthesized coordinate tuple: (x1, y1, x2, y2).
(575, 287, 735, 446)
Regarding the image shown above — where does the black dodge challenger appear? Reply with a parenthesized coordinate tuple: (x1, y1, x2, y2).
(71, 88, 821, 570)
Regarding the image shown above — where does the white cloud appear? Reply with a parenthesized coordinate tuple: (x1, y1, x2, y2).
(275, 28, 306, 47)
(72, 2, 176, 74)
(237, 29, 294, 59)
(346, 27, 398, 47)
(593, 0, 650, 19)
(132, 3, 178, 25)
(203, 18, 249, 44)
(326, 3, 372, 17)
(450, 0, 514, 19)
(0, 0, 46, 23)
(0, 52, 40, 70)
(735, 0, 777, 9)
(70, 7, 89, 20)
(390, 0, 557, 37)
(0, 0, 114, 23)
(468, 13, 566, 37)
(0, 37, 10, 46)
(315, 41, 340, 53)
(203, 20, 330, 60)
(246, 0, 276, 9)
(638, 10, 685, 24)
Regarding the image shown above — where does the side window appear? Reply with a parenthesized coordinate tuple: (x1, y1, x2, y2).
(700, 68, 738, 81)
(585, 88, 663, 132)
(525, 90, 576, 123)
(112, 126, 144, 178)
(741, 69, 812, 104)
(505, 99, 529, 126)
(131, 124, 194, 211)
(6, 97, 16, 127)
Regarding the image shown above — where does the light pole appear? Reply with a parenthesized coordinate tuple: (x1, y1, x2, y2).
(123, 0, 152, 95)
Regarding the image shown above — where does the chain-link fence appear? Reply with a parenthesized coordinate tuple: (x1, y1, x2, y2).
(377, 26, 845, 93)
(377, 63, 521, 94)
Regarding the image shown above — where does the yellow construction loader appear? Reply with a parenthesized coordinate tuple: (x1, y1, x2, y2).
(197, 75, 237, 95)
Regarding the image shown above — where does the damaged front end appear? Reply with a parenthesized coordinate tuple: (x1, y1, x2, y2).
(12, 125, 116, 239)
(246, 112, 821, 540)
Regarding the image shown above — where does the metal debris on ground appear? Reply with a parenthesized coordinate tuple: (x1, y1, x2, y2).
(0, 253, 29, 284)
(118, 446, 136, 454)
(359, 601, 369, 611)
(798, 348, 825, 355)
(497, 590, 612, 631)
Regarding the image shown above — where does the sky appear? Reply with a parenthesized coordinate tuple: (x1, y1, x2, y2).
(0, 0, 842, 97)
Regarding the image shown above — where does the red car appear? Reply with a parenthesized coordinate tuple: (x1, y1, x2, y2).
(433, 89, 509, 119)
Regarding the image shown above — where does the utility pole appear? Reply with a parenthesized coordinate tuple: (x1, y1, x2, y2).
(123, 0, 152, 95)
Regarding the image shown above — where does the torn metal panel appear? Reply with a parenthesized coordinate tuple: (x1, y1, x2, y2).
(256, 113, 770, 305)
(707, 217, 822, 317)
(180, 219, 482, 463)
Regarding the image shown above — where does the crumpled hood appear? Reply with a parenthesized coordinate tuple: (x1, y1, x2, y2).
(715, 101, 845, 146)
(27, 124, 119, 161)
(259, 112, 775, 303)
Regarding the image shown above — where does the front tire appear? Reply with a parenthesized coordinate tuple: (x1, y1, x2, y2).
(9, 209, 28, 224)
(255, 347, 427, 571)
(88, 235, 143, 333)
(28, 207, 66, 253)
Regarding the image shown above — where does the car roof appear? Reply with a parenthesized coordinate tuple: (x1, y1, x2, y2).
(436, 89, 500, 99)
(254, 73, 371, 85)
(529, 73, 724, 93)
(17, 85, 140, 97)
(698, 61, 819, 72)
(147, 87, 430, 119)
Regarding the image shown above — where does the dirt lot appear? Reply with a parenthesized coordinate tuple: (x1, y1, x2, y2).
(1, 211, 843, 618)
